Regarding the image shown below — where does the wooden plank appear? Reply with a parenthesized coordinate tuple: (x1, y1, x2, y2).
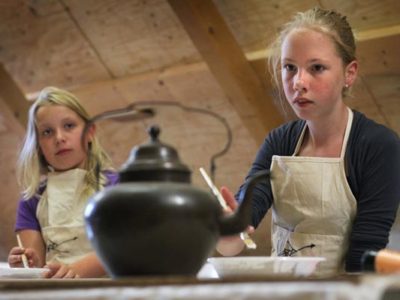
(321, 0, 400, 30)
(213, 0, 318, 53)
(167, 0, 284, 143)
(63, 0, 201, 78)
(357, 75, 400, 133)
(0, 0, 112, 94)
(0, 63, 30, 127)
(214, 0, 400, 53)
(358, 33, 400, 77)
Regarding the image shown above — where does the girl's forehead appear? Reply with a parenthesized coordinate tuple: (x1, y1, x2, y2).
(36, 105, 82, 124)
(283, 28, 332, 45)
(281, 28, 339, 59)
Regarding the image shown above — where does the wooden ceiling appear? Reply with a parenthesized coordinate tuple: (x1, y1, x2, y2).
(1, 0, 400, 137)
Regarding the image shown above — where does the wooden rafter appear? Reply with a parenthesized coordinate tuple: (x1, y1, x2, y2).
(167, 0, 284, 143)
(0, 64, 30, 128)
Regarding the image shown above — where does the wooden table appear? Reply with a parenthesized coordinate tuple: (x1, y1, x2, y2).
(0, 274, 399, 300)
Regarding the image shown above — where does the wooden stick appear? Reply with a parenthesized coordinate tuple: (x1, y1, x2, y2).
(199, 168, 228, 210)
(199, 167, 257, 249)
(16, 234, 29, 268)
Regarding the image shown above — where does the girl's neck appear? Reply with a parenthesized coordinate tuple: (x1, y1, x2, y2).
(299, 106, 349, 157)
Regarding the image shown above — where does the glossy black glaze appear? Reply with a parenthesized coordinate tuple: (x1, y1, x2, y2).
(85, 183, 221, 277)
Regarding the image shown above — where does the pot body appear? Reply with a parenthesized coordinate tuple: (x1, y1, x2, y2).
(85, 182, 222, 277)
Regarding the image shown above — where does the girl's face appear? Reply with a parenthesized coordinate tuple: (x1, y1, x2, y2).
(36, 105, 94, 172)
(281, 28, 356, 121)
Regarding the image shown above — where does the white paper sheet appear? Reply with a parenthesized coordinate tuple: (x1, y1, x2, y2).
(0, 267, 47, 279)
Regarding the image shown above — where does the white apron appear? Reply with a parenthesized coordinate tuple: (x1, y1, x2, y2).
(270, 108, 357, 276)
(37, 168, 93, 264)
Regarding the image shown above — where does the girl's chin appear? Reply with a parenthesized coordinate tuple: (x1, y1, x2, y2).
(50, 164, 85, 172)
(292, 110, 315, 121)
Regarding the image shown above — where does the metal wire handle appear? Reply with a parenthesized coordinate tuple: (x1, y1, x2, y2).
(81, 100, 232, 183)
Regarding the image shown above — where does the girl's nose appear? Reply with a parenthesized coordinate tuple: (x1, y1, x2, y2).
(55, 130, 66, 144)
(293, 72, 307, 93)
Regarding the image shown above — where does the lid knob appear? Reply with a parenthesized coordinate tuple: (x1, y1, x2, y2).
(149, 125, 160, 141)
(119, 125, 191, 183)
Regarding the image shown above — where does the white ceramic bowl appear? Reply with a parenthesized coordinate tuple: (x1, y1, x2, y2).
(207, 256, 326, 277)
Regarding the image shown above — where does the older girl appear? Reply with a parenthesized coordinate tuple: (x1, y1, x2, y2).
(217, 7, 400, 276)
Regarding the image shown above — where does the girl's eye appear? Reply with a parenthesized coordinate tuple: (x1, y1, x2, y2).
(310, 64, 326, 73)
(64, 122, 76, 130)
(41, 128, 52, 137)
(283, 64, 297, 72)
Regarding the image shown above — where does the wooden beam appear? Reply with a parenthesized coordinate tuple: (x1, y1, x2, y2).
(167, 0, 283, 143)
(0, 64, 30, 128)
(355, 24, 400, 41)
(247, 24, 400, 76)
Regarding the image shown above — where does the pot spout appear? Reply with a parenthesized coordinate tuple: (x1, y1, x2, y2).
(218, 169, 271, 236)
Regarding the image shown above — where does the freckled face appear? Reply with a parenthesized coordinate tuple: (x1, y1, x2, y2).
(281, 29, 347, 120)
(36, 105, 90, 171)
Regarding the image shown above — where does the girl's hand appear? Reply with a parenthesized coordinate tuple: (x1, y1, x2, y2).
(8, 246, 41, 268)
(43, 262, 80, 279)
(217, 186, 255, 256)
(220, 186, 238, 212)
(220, 186, 255, 233)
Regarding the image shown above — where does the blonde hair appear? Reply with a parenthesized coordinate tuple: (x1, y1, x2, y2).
(17, 86, 113, 199)
(268, 7, 357, 115)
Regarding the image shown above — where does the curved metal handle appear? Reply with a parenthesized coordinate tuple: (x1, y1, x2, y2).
(82, 100, 232, 182)
(81, 106, 155, 149)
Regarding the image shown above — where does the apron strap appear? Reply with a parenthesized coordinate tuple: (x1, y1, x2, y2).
(340, 107, 353, 159)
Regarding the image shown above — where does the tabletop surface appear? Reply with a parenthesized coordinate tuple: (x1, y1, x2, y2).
(0, 274, 399, 300)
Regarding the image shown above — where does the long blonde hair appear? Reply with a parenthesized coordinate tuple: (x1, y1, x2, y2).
(17, 86, 113, 199)
(268, 7, 357, 116)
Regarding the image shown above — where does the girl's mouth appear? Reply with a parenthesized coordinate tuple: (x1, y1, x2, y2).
(56, 149, 72, 155)
(293, 97, 313, 106)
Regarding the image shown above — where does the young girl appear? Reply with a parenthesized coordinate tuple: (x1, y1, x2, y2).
(217, 7, 400, 276)
(8, 87, 118, 278)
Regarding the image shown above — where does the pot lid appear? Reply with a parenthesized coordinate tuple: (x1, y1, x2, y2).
(119, 125, 191, 182)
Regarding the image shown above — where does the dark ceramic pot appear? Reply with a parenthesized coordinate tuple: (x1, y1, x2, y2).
(85, 125, 269, 277)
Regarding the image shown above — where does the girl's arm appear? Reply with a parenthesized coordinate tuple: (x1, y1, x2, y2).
(216, 187, 255, 256)
(216, 186, 245, 256)
(346, 127, 400, 272)
(9, 231, 105, 278)
(44, 252, 106, 278)
(70, 252, 105, 277)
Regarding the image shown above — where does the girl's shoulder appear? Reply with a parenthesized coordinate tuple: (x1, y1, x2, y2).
(102, 170, 120, 186)
(266, 119, 305, 154)
(22, 181, 47, 202)
(270, 118, 305, 140)
(347, 110, 400, 166)
(351, 110, 399, 146)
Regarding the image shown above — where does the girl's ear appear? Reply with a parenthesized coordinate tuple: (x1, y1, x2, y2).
(86, 123, 96, 143)
(38, 148, 48, 167)
(345, 60, 358, 87)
